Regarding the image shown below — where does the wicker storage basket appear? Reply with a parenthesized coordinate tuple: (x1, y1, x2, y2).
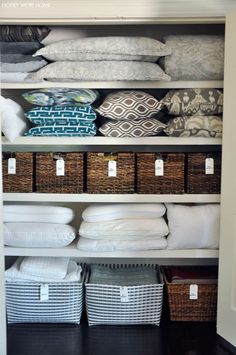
(186, 152, 221, 194)
(2, 152, 34, 193)
(87, 152, 135, 194)
(162, 266, 218, 322)
(36, 152, 84, 193)
(137, 153, 185, 194)
(85, 264, 163, 326)
(6, 280, 83, 324)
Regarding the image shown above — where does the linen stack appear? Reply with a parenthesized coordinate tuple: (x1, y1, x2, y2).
(3, 205, 77, 248)
(77, 204, 169, 252)
(0, 25, 49, 82)
(22, 88, 99, 137)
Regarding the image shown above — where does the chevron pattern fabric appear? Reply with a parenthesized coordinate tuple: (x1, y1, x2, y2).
(25, 123, 97, 137)
(99, 118, 166, 137)
(96, 91, 163, 120)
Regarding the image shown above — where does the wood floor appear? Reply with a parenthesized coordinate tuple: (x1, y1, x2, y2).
(7, 321, 236, 355)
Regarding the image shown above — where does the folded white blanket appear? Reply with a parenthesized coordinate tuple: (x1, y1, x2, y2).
(20, 257, 70, 279)
(77, 237, 167, 252)
(5, 257, 82, 283)
(79, 218, 169, 240)
(82, 203, 166, 222)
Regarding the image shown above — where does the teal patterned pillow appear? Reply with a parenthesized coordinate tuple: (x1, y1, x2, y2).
(25, 123, 97, 137)
(22, 88, 99, 106)
(25, 106, 97, 124)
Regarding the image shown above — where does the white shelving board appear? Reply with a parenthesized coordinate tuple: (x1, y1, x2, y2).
(3, 193, 221, 203)
(1, 80, 223, 90)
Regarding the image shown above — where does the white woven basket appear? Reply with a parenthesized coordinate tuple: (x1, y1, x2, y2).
(6, 279, 83, 324)
(85, 264, 163, 326)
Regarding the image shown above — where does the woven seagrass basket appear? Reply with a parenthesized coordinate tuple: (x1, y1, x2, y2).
(136, 152, 185, 194)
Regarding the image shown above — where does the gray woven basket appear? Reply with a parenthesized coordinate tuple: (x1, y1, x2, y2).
(85, 264, 163, 326)
(6, 279, 83, 324)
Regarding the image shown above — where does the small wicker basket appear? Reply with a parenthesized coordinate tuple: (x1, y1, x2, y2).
(2, 152, 34, 193)
(137, 152, 185, 194)
(186, 152, 221, 194)
(36, 152, 84, 193)
(87, 152, 135, 194)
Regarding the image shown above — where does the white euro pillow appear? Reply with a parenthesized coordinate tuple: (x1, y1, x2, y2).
(79, 218, 169, 240)
(82, 203, 166, 222)
(3, 205, 74, 224)
(4, 223, 76, 248)
(166, 204, 220, 249)
(0, 95, 28, 142)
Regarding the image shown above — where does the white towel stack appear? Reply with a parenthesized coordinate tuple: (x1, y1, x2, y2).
(3, 205, 77, 248)
(77, 204, 169, 252)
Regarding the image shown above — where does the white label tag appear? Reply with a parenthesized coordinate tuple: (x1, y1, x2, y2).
(189, 284, 198, 300)
(120, 286, 129, 303)
(155, 159, 164, 176)
(205, 158, 214, 175)
(108, 160, 117, 177)
(8, 158, 16, 175)
(56, 159, 65, 176)
(40, 284, 49, 302)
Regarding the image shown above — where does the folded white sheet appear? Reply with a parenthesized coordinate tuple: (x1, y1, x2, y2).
(77, 236, 167, 252)
(3, 205, 74, 224)
(79, 218, 169, 240)
(20, 257, 70, 279)
(82, 203, 166, 222)
(4, 223, 76, 248)
(5, 257, 82, 282)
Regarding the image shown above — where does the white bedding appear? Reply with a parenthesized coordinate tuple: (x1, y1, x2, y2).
(20, 257, 70, 279)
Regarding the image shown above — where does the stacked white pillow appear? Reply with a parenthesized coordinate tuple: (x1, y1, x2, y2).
(77, 204, 169, 252)
(4, 205, 76, 248)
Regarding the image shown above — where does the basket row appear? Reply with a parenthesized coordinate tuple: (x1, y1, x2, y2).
(3, 151, 221, 194)
(6, 264, 218, 325)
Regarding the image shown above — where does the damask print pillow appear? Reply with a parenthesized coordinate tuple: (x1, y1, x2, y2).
(162, 88, 223, 116)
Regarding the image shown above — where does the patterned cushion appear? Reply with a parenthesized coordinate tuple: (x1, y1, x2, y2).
(22, 88, 99, 106)
(97, 91, 163, 120)
(0, 25, 50, 42)
(34, 36, 171, 62)
(162, 35, 224, 80)
(99, 118, 166, 137)
(25, 106, 97, 124)
(25, 124, 97, 137)
(163, 89, 223, 116)
(164, 115, 223, 138)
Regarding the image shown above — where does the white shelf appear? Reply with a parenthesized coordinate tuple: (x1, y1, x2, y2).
(4, 243, 219, 259)
(2, 137, 222, 147)
(1, 80, 223, 89)
(3, 193, 221, 203)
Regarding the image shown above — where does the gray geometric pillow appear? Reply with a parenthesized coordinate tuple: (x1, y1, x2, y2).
(163, 88, 223, 116)
(97, 91, 164, 120)
(164, 115, 223, 138)
(99, 118, 166, 137)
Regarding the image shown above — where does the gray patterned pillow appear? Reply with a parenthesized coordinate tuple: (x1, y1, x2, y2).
(163, 89, 223, 116)
(99, 118, 166, 137)
(97, 91, 164, 120)
(164, 115, 223, 138)
(162, 35, 224, 80)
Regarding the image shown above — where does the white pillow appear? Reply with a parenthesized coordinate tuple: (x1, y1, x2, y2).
(166, 204, 220, 249)
(20, 257, 70, 279)
(79, 218, 169, 240)
(77, 236, 167, 252)
(0, 95, 28, 142)
(82, 203, 166, 222)
(4, 223, 76, 248)
(3, 205, 75, 224)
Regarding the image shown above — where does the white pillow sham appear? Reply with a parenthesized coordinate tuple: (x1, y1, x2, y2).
(4, 223, 76, 248)
(82, 203, 166, 222)
(166, 204, 220, 249)
(77, 236, 167, 252)
(3, 205, 74, 224)
(20, 257, 70, 279)
(79, 218, 169, 240)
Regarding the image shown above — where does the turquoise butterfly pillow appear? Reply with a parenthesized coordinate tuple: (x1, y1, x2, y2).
(22, 88, 99, 106)
(25, 106, 97, 125)
(25, 123, 97, 137)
